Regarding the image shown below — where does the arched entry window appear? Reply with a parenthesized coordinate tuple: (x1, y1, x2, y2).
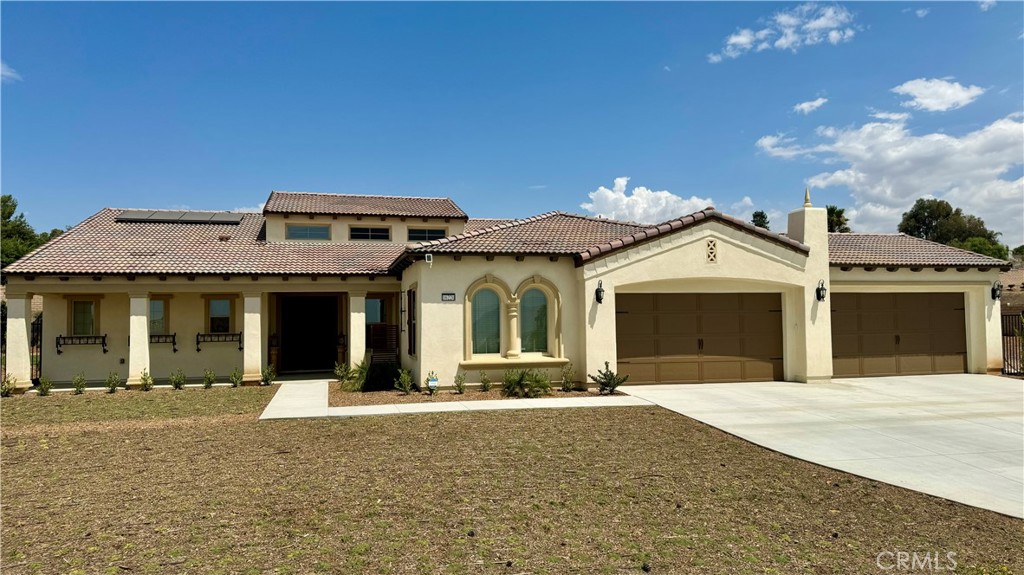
(520, 289, 548, 353)
(472, 288, 501, 354)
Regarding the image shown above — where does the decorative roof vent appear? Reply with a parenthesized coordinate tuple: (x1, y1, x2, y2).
(218, 235, 231, 242)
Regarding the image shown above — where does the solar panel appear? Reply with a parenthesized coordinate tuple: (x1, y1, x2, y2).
(178, 212, 215, 223)
(209, 212, 245, 224)
(116, 210, 155, 221)
(115, 210, 244, 225)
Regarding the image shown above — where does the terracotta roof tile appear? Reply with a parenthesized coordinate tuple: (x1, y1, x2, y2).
(827, 233, 1011, 269)
(264, 191, 467, 219)
(464, 218, 516, 232)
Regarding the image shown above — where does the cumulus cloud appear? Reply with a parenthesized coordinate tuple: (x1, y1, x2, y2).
(892, 78, 986, 112)
(707, 3, 857, 63)
(979, 0, 996, 11)
(580, 177, 715, 224)
(870, 111, 911, 122)
(232, 202, 266, 213)
(756, 112, 1024, 245)
(794, 97, 828, 114)
(1, 61, 21, 83)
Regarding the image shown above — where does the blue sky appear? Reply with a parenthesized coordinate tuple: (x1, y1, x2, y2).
(3, 2, 1022, 245)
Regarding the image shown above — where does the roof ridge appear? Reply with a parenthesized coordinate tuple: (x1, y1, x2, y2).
(552, 211, 646, 228)
(411, 211, 562, 250)
(111, 207, 252, 214)
(269, 190, 456, 202)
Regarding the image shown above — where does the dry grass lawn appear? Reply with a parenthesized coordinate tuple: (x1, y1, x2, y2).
(2, 387, 1021, 574)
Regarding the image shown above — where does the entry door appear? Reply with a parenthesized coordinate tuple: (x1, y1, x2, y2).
(279, 295, 339, 372)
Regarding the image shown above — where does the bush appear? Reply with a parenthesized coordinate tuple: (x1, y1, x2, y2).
(588, 361, 628, 395)
(260, 365, 276, 386)
(1, 373, 16, 397)
(478, 370, 492, 392)
(229, 367, 243, 388)
(424, 370, 440, 395)
(37, 376, 53, 397)
(501, 368, 551, 398)
(139, 369, 154, 392)
(560, 362, 576, 392)
(394, 368, 415, 395)
(453, 372, 466, 395)
(105, 371, 122, 394)
(203, 368, 217, 389)
(72, 372, 87, 394)
(168, 368, 187, 390)
(335, 361, 369, 392)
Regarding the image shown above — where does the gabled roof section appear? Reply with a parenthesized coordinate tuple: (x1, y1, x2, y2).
(576, 208, 811, 265)
(263, 191, 468, 219)
(410, 212, 646, 255)
(465, 218, 517, 232)
(4, 209, 406, 276)
(828, 233, 1012, 269)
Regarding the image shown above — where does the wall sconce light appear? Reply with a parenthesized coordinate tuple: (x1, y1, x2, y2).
(992, 280, 1003, 301)
(595, 280, 605, 304)
(815, 280, 828, 302)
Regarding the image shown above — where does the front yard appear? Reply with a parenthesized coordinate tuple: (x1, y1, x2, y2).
(2, 388, 1021, 574)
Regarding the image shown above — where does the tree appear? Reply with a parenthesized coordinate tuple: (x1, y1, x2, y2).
(826, 205, 851, 233)
(897, 198, 999, 245)
(951, 237, 1009, 260)
(1, 194, 63, 268)
(750, 210, 770, 230)
(1012, 245, 1024, 259)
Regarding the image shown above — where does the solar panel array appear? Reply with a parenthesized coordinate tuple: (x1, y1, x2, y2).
(115, 210, 244, 225)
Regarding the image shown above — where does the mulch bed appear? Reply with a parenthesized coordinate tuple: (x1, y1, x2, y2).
(328, 383, 621, 407)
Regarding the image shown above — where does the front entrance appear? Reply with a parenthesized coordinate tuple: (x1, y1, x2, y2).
(279, 295, 339, 373)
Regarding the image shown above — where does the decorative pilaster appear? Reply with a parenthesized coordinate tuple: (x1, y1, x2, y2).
(507, 300, 521, 359)
(126, 294, 151, 387)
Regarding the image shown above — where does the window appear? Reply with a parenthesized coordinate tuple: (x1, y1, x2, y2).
(208, 298, 233, 333)
(366, 298, 385, 323)
(406, 289, 416, 355)
(520, 289, 548, 353)
(350, 227, 391, 241)
(70, 299, 98, 336)
(149, 297, 170, 335)
(286, 224, 331, 240)
(408, 228, 447, 242)
(472, 289, 500, 354)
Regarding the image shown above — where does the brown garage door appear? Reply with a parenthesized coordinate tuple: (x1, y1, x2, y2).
(831, 293, 966, 377)
(616, 293, 784, 384)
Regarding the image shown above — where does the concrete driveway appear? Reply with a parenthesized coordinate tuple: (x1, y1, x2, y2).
(621, 374, 1023, 518)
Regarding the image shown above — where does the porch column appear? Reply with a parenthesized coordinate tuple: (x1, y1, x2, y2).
(349, 291, 366, 367)
(242, 292, 263, 383)
(507, 300, 521, 358)
(3, 291, 34, 391)
(126, 293, 151, 387)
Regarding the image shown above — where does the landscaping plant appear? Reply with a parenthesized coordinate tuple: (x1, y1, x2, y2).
(37, 376, 53, 397)
(203, 368, 217, 389)
(453, 372, 466, 395)
(394, 368, 414, 395)
(260, 365, 276, 386)
(478, 370, 492, 392)
(1, 373, 16, 397)
(105, 372, 122, 394)
(588, 361, 628, 395)
(335, 361, 369, 392)
(501, 368, 551, 398)
(139, 369, 154, 392)
(560, 362, 576, 392)
(169, 368, 187, 390)
(72, 372, 86, 394)
(229, 367, 244, 388)
(425, 370, 439, 395)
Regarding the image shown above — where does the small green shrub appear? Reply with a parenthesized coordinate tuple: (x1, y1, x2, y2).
(453, 372, 466, 395)
(425, 370, 440, 395)
(335, 361, 369, 392)
(588, 361, 629, 395)
(105, 371, 122, 394)
(203, 368, 217, 389)
(501, 368, 551, 398)
(1, 373, 17, 397)
(229, 367, 243, 388)
(334, 361, 352, 385)
(168, 368, 187, 390)
(394, 368, 415, 395)
(560, 362, 576, 392)
(72, 372, 87, 394)
(139, 369, 154, 392)
(37, 376, 54, 397)
(478, 370, 492, 392)
(260, 365, 276, 386)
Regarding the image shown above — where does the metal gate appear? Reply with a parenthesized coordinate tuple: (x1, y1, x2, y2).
(1002, 312, 1023, 376)
(30, 314, 43, 383)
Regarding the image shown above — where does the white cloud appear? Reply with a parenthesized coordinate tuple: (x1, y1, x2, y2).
(870, 111, 911, 122)
(580, 177, 715, 224)
(527, 185, 548, 190)
(892, 78, 985, 112)
(708, 3, 857, 63)
(232, 202, 266, 213)
(756, 112, 1024, 245)
(663, 65, 672, 72)
(1, 61, 21, 83)
(979, 0, 996, 11)
(794, 97, 829, 114)
(915, 8, 930, 18)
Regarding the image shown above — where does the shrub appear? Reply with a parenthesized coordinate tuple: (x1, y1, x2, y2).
(260, 365, 276, 386)
(105, 371, 122, 394)
(203, 368, 217, 389)
(168, 368, 187, 390)
(335, 361, 369, 392)
(453, 372, 466, 395)
(229, 367, 243, 388)
(334, 361, 352, 385)
(139, 369, 154, 392)
(478, 370, 492, 392)
(501, 368, 551, 398)
(0, 373, 16, 397)
(560, 362, 576, 392)
(72, 372, 87, 395)
(425, 370, 440, 395)
(588, 361, 629, 395)
(38, 376, 54, 397)
(394, 368, 415, 395)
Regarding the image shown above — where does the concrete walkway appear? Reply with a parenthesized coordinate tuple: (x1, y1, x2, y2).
(259, 380, 652, 420)
(621, 374, 1024, 518)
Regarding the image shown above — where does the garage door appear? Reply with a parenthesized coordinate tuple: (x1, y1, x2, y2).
(616, 293, 784, 384)
(831, 293, 966, 377)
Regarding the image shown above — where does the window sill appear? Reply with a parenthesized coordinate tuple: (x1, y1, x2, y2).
(459, 356, 569, 370)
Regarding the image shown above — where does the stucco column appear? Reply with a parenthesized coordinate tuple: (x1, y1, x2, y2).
(349, 291, 367, 367)
(3, 292, 34, 391)
(242, 292, 263, 383)
(126, 293, 151, 387)
(507, 300, 521, 358)
(787, 193, 833, 383)
(581, 273, 617, 378)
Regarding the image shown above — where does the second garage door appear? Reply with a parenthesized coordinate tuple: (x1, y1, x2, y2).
(616, 293, 784, 384)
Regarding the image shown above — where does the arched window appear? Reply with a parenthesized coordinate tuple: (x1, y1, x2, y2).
(520, 289, 548, 353)
(472, 288, 501, 354)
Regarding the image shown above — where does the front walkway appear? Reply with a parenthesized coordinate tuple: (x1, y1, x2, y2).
(621, 374, 1024, 518)
(259, 379, 652, 420)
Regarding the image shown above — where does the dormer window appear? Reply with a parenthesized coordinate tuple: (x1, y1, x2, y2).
(350, 227, 391, 241)
(285, 223, 331, 240)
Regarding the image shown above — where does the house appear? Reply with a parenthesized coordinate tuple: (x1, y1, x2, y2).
(1, 189, 1011, 391)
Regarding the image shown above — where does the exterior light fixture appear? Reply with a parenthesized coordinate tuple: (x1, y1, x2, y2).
(595, 280, 605, 304)
(992, 280, 1003, 301)
(815, 280, 828, 302)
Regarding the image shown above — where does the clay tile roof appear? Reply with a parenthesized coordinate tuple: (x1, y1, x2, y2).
(4, 209, 406, 276)
(264, 191, 467, 219)
(410, 212, 646, 255)
(576, 208, 810, 265)
(827, 233, 1012, 269)
(464, 218, 517, 232)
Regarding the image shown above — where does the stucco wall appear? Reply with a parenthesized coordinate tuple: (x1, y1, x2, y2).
(264, 214, 466, 244)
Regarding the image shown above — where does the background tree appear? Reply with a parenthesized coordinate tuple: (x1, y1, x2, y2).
(898, 198, 1007, 260)
(826, 205, 851, 233)
(750, 210, 770, 230)
(1, 194, 63, 268)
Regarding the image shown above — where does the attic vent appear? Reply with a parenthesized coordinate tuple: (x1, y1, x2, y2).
(218, 235, 231, 242)
(706, 239, 718, 263)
